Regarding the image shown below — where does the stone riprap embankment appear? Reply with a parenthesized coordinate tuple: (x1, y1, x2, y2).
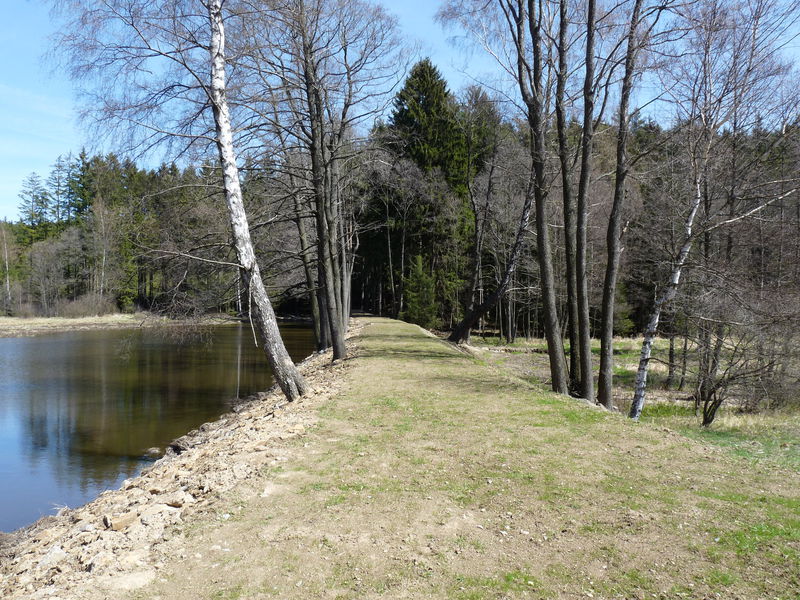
(0, 339, 352, 600)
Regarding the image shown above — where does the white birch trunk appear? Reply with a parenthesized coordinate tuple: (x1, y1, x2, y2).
(1, 226, 10, 314)
(629, 175, 703, 419)
(99, 215, 107, 300)
(207, 0, 307, 401)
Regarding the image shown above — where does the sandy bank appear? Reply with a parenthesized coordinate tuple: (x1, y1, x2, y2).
(0, 313, 200, 338)
(0, 323, 355, 600)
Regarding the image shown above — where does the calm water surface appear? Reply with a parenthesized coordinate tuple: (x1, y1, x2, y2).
(0, 323, 314, 532)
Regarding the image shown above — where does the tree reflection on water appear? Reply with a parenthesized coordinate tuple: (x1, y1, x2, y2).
(0, 323, 313, 531)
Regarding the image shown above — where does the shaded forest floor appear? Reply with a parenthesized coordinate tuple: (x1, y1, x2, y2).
(135, 317, 797, 599)
(4, 317, 798, 599)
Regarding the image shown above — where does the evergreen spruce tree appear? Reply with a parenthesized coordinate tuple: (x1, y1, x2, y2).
(46, 155, 71, 228)
(402, 255, 438, 329)
(17, 173, 50, 243)
(386, 60, 475, 326)
(390, 59, 468, 190)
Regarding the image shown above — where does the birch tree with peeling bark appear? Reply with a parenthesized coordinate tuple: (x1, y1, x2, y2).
(629, 0, 800, 419)
(1, 223, 14, 315)
(51, 0, 308, 400)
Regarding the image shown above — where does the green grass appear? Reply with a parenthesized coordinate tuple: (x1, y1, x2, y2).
(635, 402, 800, 470)
(712, 518, 800, 556)
(532, 343, 799, 471)
(138, 318, 800, 600)
(451, 569, 546, 599)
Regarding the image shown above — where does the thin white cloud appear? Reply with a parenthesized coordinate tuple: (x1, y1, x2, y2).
(0, 83, 73, 120)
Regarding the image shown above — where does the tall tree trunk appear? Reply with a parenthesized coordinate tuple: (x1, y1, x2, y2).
(385, 201, 396, 313)
(297, 0, 346, 360)
(339, 208, 357, 330)
(509, 282, 517, 343)
(664, 325, 676, 390)
(317, 259, 332, 348)
(555, 0, 580, 393)
(598, 0, 644, 408)
(207, 0, 307, 401)
(1, 226, 11, 315)
(678, 330, 689, 391)
(534, 152, 570, 393)
(291, 187, 322, 350)
(450, 0, 569, 394)
(328, 154, 346, 330)
(575, 0, 597, 403)
(307, 110, 345, 360)
(507, 0, 569, 393)
(399, 216, 407, 317)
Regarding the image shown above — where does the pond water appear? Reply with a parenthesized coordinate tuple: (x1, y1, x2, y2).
(0, 323, 314, 532)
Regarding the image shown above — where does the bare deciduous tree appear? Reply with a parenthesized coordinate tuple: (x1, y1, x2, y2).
(439, 0, 570, 393)
(52, 0, 308, 400)
(629, 0, 800, 419)
(237, 0, 403, 360)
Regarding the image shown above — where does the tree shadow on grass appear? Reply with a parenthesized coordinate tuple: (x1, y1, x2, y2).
(356, 347, 466, 363)
(356, 334, 465, 363)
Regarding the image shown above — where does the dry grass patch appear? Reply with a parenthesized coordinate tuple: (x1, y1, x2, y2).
(0, 313, 240, 338)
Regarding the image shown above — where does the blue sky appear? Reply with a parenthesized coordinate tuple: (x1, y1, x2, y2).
(0, 2, 78, 221)
(0, 1, 493, 222)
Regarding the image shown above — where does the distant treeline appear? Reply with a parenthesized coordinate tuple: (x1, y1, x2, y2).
(7, 0, 800, 418)
(2, 153, 266, 318)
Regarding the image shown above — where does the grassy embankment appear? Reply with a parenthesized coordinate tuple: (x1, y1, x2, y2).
(473, 334, 800, 472)
(134, 317, 798, 599)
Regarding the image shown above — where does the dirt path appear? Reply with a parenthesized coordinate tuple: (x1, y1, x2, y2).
(2, 317, 798, 599)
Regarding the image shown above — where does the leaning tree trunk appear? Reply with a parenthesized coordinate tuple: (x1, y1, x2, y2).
(207, 0, 307, 401)
(629, 174, 703, 419)
(448, 171, 535, 344)
(461, 161, 493, 344)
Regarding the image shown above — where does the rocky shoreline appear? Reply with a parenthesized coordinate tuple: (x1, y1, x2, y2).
(0, 328, 356, 600)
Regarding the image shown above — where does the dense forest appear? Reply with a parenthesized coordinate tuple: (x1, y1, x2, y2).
(4, 0, 799, 420)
